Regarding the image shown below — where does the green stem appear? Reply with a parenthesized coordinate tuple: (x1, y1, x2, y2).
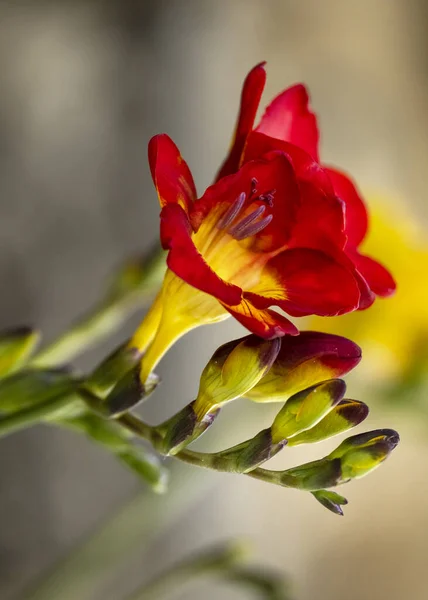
(116, 413, 289, 485)
(176, 448, 289, 487)
(0, 392, 78, 438)
(118, 413, 158, 444)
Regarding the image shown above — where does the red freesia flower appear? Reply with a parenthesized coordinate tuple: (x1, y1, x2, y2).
(218, 63, 396, 306)
(131, 63, 395, 382)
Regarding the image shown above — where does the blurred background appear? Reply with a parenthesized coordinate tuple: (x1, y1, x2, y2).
(0, 0, 427, 599)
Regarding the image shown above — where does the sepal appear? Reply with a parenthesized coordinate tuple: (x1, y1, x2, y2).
(105, 366, 159, 417)
(159, 400, 220, 455)
(312, 489, 348, 516)
(86, 343, 142, 398)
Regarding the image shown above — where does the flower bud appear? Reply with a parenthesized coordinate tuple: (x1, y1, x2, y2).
(275, 429, 399, 492)
(159, 336, 280, 455)
(287, 399, 369, 446)
(0, 327, 40, 378)
(312, 489, 348, 516)
(244, 331, 361, 403)
(271, 379, 346, 443)
(328, 429, 400, 481)
(193, 335, 281, 419)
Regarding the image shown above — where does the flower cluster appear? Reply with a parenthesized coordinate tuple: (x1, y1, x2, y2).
(142, 331, 397, 515)
(89, 63, 398, 513)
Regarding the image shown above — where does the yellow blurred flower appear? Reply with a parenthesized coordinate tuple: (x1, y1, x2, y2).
(310, 194, 428, 382)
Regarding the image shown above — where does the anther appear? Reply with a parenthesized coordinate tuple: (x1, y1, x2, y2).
(217, 192, 246, 229)
(257, 188, 276, 207)
(229, 205, 266, 238)
(264, 193, 274, 207)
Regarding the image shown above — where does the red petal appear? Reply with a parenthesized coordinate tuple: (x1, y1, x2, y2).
(350, 251, 396, 298)
(289, 181, 346, 251)
(290, 232, 375, 311)
(325, 167, 368, 247)
(223, 299, 298, 339)
(148, 134, 197, 214)
(192, 151, 300, 251)
(216, 63, 266, 180)
(255, 84, 319, 161)
(160, 203, 242, 306)
(246, 248, 361, 317)
(352, 269, 375, 310)
(244, 132, 333, 194)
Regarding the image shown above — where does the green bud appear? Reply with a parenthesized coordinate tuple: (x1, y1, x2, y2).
(329, 429, 400, 482)
(312, 490, 348, 516)
(193, 336, 281, 419)
(271, 379, 346, 443)
(244, 331, 361, 403)
(0, 327, 40, 378)
(276, 428, 399, 492)
(288, 399, 369, 446)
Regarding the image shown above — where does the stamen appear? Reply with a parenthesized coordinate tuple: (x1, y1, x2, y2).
(217, 192, 246, 229)
(233, 213, 273, 240)
(264, 193, 274, 207)
(229, 205, 266, 238)
(259, 189, 276, 207)
(251, 177, 258, 196)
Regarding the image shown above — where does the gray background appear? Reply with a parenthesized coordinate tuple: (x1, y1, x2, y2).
(0, 1, 427, 599)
